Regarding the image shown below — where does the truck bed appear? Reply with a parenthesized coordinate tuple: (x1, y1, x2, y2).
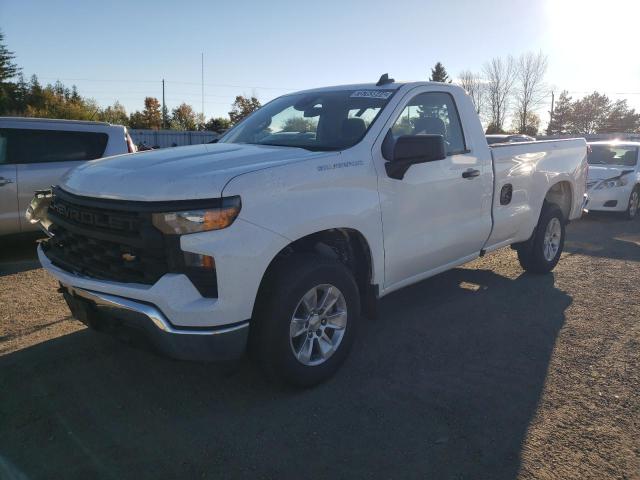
(484, 139, 588, 251)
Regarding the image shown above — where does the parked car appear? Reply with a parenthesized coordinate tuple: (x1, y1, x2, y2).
(585, 141, 640, 219)
(0, 117, 135, 236)
(486, 134, 536, 145)
(30, 78, 588, 386)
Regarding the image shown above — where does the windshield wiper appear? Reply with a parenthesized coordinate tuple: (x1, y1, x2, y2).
(256, 142, 316, 151)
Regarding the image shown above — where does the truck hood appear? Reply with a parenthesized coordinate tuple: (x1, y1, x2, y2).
(588, 165, 635, 181)
(61, 143, 326, 201)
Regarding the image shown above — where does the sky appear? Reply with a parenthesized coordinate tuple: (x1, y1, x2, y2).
(2, 0, 640, 125)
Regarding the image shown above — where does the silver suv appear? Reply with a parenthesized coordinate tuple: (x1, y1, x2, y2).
(0, 117, 135, 236)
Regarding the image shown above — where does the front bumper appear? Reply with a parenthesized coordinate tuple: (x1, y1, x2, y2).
(37, 214, 289, 329)
(61, 284, 249, 361)
(584, 186, 631, 212)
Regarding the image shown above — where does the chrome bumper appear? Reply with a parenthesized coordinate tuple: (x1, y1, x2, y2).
(61, 284, 249, 361)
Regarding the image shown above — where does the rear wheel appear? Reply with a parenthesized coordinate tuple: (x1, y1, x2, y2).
(250, 253, 360, 387)
(517, 203, 565, 274)
(625, 187, 639, 220)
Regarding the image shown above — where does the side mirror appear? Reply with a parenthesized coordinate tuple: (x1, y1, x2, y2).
(384, 134, 446, 180)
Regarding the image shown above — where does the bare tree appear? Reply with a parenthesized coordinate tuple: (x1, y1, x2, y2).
(514, 51, 548, 134)
(458, 70, 484, 116)
(482, 56, 517, 133)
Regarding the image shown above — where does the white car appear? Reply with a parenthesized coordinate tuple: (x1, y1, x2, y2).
(0, 117, 136, 236)
(31, 78, 588, 386)
(585, 141, 640, 219)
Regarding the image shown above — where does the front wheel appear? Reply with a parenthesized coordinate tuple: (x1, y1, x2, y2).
(517, 203, 566, 274)
(625, 187, 639, 220)
(250, 253, 360, 387)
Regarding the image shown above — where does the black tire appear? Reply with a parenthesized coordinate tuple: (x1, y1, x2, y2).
(517, 202, 565, 274)
(624, 186, 639, 220)
(250, 253, 360, 387)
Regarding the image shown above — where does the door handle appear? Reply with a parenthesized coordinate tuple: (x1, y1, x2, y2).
(462, 169, 480, 179)
(0, 177, 14, 187)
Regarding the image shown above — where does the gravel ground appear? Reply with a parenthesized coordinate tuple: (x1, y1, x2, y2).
(0, 215, 638, 480)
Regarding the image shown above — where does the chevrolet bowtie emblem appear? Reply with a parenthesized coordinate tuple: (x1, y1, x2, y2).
(122, 253, 137, 262)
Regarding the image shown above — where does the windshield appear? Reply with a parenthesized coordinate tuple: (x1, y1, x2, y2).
(219, 89, 396, 151)
(588, 145, 638, 166)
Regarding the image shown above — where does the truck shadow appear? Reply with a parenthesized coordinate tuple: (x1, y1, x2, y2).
(565, 214, 640, 262)
(0, 267, 570, 480)
(0, 233, 42, 276)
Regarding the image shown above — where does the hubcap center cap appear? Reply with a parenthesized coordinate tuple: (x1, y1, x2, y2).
(309, 313, 322, 330)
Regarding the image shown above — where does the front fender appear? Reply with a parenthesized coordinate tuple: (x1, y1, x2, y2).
(221, 146, 385, 287)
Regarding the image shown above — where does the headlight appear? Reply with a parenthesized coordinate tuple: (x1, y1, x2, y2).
(152, 196, 241, 234)
(595, 177, 628, 190)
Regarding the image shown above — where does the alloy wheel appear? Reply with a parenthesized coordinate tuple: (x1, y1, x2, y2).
(289, 284, 348, 366)
(543, 217, 562, 261)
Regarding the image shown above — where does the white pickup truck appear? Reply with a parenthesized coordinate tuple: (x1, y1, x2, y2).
(32, 77, 588, 386)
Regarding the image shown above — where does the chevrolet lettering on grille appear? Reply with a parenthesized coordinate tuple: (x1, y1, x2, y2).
(50, 202, 138, 232)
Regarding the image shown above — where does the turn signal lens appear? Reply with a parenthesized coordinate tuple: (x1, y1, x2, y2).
(183, 252, 215, 269)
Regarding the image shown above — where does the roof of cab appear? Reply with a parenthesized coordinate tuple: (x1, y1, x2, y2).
(285, 81, 464, 96)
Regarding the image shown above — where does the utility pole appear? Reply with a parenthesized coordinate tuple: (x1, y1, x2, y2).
(162, 78, 166, 129)
(547, 91, 555, 135)
(201, 53, 204, 126)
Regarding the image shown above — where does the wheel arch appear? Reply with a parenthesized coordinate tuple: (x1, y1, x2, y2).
(253, 228, 377, 319)
(544, 180, 573, 222)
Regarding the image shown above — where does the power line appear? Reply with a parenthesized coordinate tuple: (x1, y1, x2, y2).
(165, 80, 297, 91)
(38, 76, 159, 84)
(77, 90, 233, 99)
(36, 76, 300, 91)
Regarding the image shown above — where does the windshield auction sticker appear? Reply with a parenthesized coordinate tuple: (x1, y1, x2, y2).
(350, 90, 394, 99)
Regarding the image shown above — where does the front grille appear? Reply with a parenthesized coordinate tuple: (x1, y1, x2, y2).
(45, 225, 169, 284)
(42, 187, 220, 297)
(43, 188, 169, 285)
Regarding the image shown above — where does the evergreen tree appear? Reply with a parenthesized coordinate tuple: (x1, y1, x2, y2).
(70, 85, 81, 103)
(26, 75, 45, 111)
(429, 62, 451, 83)
(569, 92, 610, 134)
(602, 99, 640, 133)
(0, 30, 21, 114)
(0, 30, 20, 82)
(12, 73, 28, 108)
(546, 91, 572, 135)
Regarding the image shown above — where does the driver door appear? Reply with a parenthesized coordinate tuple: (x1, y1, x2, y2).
(373, 90, 493, 290)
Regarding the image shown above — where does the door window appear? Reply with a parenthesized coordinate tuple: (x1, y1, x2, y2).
(391, 92, 466, 155)
(1, 128, 108, 164)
